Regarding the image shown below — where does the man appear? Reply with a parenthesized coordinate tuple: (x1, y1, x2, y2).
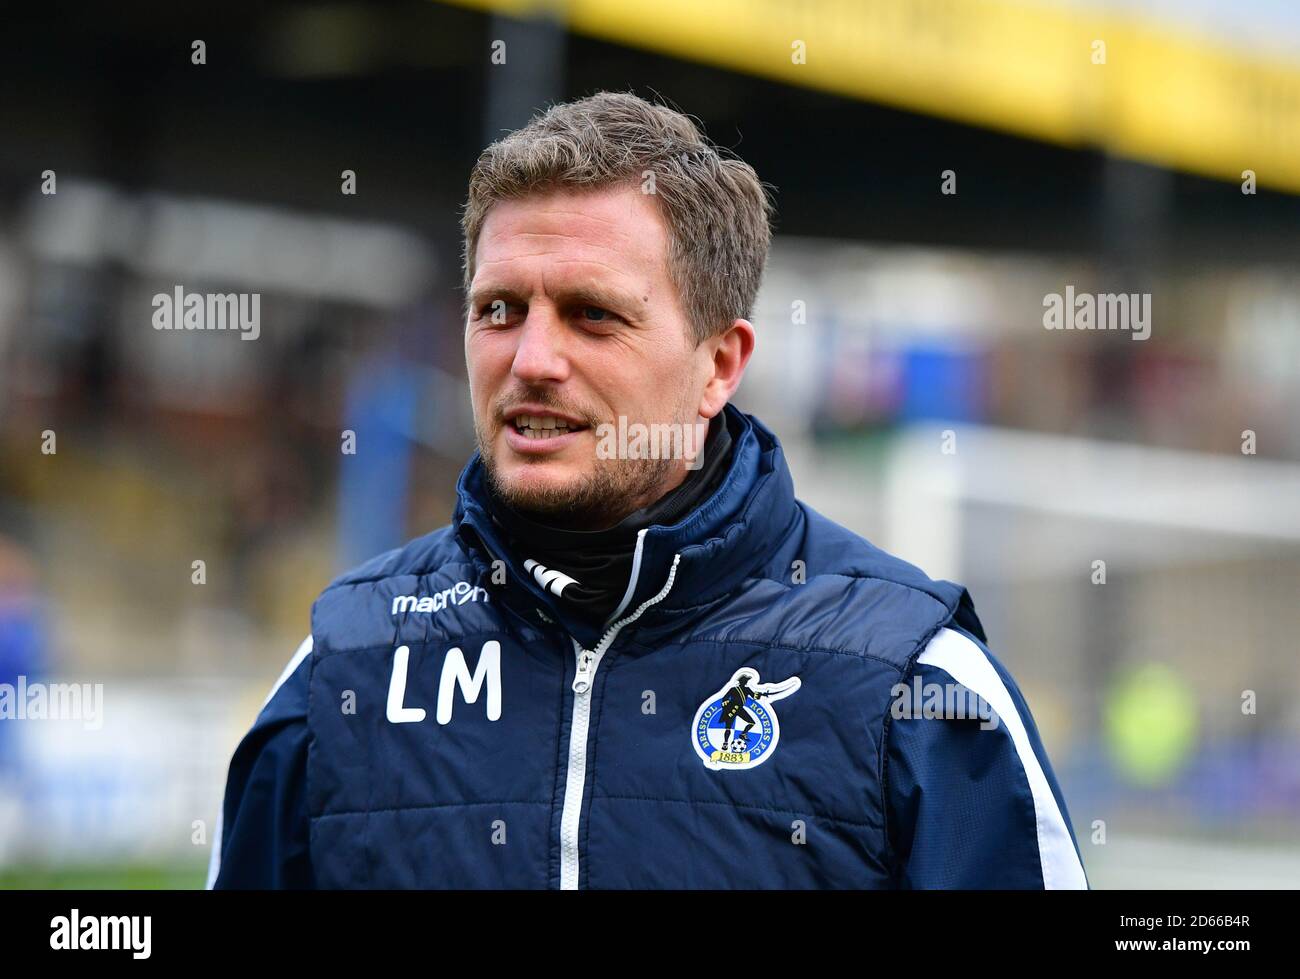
(719, 670, 762, 753)
(208, 91, 1088, 889)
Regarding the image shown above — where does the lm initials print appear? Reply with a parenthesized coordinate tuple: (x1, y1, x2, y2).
(386, 641, 502, 725)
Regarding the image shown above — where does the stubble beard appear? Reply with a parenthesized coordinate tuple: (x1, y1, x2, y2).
(477, 421, 682, 531)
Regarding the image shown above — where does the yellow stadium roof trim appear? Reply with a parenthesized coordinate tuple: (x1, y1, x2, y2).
(443, 0, 1300, 195)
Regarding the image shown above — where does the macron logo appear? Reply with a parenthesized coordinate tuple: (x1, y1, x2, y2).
(524, 559, 578, 597)
(391, 580, 490, 616)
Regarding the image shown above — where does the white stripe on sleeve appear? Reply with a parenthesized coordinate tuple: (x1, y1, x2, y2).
(205, 634, 314, 889)
(917, 627, 1088, 889)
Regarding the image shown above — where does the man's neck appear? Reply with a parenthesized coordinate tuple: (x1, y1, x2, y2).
(484, 412, 735, 623)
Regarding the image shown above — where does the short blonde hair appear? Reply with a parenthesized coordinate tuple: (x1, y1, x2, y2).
(461, 91, 775, 344)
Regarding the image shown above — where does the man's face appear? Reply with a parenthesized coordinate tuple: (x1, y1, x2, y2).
(465, 184, 719, 528)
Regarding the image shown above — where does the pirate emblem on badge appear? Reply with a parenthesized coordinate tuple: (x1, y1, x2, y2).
(692, 667, 801, 771)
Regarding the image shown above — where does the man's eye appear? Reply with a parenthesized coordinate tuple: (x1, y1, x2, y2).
(580, 306, 616, 324)
(478, 301, 518, 323)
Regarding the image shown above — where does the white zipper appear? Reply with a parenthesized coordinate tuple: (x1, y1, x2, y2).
(557, 547, 682, 890)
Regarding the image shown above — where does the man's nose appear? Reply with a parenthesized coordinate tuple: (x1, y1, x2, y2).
(510, 307, 570, 385)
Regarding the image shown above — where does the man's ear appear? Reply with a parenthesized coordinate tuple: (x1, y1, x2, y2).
(698, 318, 755, 418)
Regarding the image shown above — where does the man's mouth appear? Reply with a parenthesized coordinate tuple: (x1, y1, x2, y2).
(508, 413, 588, 441)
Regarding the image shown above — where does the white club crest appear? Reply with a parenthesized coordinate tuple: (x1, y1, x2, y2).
(692, 667, 801, 771)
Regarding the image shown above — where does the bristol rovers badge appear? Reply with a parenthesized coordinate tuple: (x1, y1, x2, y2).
(692, 667, 801, 771)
